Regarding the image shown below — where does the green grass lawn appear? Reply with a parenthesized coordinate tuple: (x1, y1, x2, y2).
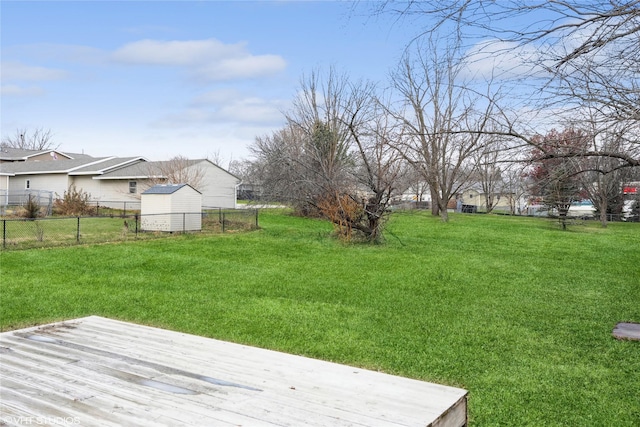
(1, 209, 257, 249)
(1, 210, 638, 426)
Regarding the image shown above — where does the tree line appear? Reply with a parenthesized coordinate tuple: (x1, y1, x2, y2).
(234, 1, 639, 239)
(6, 2, 638, 238)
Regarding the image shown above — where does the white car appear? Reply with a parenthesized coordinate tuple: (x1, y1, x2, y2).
(568, 201, 595, 219)
(623, 200, 638, 221)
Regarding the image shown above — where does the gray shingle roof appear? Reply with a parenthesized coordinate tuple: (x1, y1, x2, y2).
(0, 157, 143, 175)
(0, 147, 89, 161)
(96, 161, 163, 179)
(70, 157, 143, 174)
(142, 184, 192, 195)
(97, 159, 207, 179)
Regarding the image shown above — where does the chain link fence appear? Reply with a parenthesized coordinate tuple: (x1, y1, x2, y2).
(0, 190, 54, 216)
(1, 209, 258, 251)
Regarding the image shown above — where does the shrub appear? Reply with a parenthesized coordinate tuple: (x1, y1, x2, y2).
(54, 185, 93, 216)
(316, 192, 363, 241)
(20, 194, 42, 219)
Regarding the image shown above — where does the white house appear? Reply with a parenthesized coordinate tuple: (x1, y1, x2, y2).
(458, 186, 525, 214)
(0, 149, 240, 210)
(96, 158, 240, 208)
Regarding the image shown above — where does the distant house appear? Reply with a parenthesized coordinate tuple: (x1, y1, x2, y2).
(0, 148, 240, 210)
(457, 185, 524, 214)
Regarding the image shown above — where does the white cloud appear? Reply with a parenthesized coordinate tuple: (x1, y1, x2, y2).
(194, 54, 287, 81)
(216, 96, 286, 123)
(112, 39, 239, 66)
(190, 89, 239, 106)
(0, 84, 45, 96)
(462, 40, 550, 82)
(1, 60, 68, 81)
(111, 38, 286, 81)
(154, 108, 215, 128)
(151, 90, 287, 130)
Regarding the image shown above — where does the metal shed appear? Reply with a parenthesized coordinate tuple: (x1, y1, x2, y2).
(141, 184, 202, 232)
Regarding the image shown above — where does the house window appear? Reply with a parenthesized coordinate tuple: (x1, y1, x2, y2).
(25, 179, 30, 189)
(129, 181, 137, 194)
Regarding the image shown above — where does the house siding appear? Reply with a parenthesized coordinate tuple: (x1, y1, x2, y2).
(8, 174, 69, 197)
(92, 179, 141, 205)
(460, 189, 516, 211)
(27, 153, 59, 162)
(196, 163, 239, 208)
(69, 176, 102, 199)
(0, 175, 9, 192)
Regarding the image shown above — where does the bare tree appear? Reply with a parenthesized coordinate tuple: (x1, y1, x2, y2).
(397, 164, 430, 203)
(251, 69, 406, 241)
(501, 162, 530, 215)
(206, 149, 231, 170)
(250, 124, 311, 211)
(575, 116, 633, 226)
(528, 128, 588, 230)
(229, 159, 259, 200)
(1, 128, 58, 150)
(344, 90, 408, 241)
(285, 67, 355, 211)
(373, 1, 640, 168)
(143, 156, 206, 193)
(389, 36, 500, 221)
(374, 0, 639, 81)
(472, 137, 506, 213)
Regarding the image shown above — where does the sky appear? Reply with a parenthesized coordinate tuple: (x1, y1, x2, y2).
(1, 1, 419, 163)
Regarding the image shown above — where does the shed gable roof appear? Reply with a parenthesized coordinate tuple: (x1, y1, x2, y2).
(142, 183, 201, 195)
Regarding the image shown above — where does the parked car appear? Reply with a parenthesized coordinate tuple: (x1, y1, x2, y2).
(622, 200, 639, 222)
(568, 200, 595, 219)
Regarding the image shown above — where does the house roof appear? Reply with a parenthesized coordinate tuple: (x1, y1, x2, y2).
(96, 158, 240, 182)
(0, 152, 241, 184)
(70, 157, 146, 175)
(0, 147, 77, 162)
(96, 160, 167, 179)
(142, 183, 201, 195)
(0, 157, 145, 176)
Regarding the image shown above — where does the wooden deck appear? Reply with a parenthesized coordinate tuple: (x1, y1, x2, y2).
(0, 316, 467, 426)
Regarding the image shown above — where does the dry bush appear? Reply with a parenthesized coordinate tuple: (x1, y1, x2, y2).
(20, 194, 42, 219)
(53, 185, 93, 216)
(317, 192, 363, 241)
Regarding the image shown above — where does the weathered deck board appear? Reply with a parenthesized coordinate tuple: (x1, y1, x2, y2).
(0, 316, 467, 426)
(612, 322, 640, 340)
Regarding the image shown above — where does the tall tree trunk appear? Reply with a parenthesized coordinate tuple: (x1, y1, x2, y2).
(599, 197, 608, 228)
(438, 197, 449, 222)
(430, 187, 440, 216)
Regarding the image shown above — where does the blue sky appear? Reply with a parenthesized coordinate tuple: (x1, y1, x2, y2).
(2, 1, 418, 163)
